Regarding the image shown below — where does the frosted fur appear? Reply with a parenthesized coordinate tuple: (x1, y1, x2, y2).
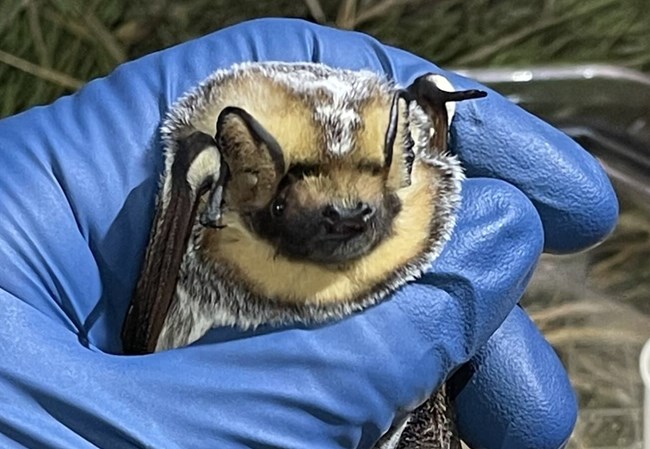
(153, 62, 465, 351)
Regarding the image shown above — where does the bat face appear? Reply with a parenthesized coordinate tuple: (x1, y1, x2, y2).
(248, 162, 402, 265)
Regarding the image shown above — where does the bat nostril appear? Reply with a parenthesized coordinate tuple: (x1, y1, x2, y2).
(358, 202, 375, 220)
(322, 205, 341, 221)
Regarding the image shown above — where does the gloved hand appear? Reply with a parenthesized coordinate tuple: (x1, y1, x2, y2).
(0, 18, 617, 449)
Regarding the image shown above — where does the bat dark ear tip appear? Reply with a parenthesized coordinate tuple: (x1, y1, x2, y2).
(445, 89, 488, 102)
(406, 74, 488, 105)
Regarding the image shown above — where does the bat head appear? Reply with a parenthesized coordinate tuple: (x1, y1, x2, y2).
(158, 64, 486, 308)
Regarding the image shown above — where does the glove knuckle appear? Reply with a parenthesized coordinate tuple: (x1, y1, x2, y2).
(473, 178, 544, 255)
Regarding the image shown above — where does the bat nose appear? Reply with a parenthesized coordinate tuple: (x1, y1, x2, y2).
(323, 202, 375, 221)
(322, 202, 375, 236)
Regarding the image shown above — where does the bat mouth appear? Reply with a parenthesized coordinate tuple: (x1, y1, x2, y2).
(277, 224, 385, 266)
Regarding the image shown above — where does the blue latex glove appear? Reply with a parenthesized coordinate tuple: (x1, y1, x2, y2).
(0, 18, 617, 449)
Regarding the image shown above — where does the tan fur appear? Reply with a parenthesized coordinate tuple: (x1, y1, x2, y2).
(180, 66, 448, 305)
(292, 167, 385, 209)
(193, 75, 321, 166)
(202, 159, 439, 304)
(192, 72, 398, 169)
(354, 95, 393, 165)
(144, 63, 475, 449)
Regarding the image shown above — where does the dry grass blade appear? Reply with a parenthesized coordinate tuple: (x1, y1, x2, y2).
(544, 327, 646, 346)
(82, 10, 126, 63)
(41, 9, 92, 41)
(302, 0, 327, 23)
(0, 0, 28, 34)
(336, 0, 358, 29)
(530, 301, 612, 324)
(0, 49, 83, 90)
(354, 0, 420, 27)
(27, 1, 49, 67)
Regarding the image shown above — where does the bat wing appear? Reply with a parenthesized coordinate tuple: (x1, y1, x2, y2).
(121, 132, 223, 355)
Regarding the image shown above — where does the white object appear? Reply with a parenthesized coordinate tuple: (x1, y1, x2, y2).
(640, 338, 650, 449)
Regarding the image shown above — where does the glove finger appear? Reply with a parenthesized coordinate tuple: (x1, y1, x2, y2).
(454, 306, 577, 449)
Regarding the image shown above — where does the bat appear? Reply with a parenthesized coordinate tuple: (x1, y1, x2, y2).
(121, 62, 487, 448)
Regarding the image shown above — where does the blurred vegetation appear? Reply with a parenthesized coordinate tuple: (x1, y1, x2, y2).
(523, 183, 650, 448)
(2, 0, 650, 117)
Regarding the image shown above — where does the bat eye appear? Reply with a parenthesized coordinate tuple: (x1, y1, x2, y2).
(271, 198, 285, 217)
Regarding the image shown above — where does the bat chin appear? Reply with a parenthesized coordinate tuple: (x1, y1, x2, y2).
(280, 234, 380, 267)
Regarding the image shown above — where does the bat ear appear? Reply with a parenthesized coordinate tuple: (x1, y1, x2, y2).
(385, 91, 414, 190)
(406, 74, 487, 155)
(216, 106, 286, 212)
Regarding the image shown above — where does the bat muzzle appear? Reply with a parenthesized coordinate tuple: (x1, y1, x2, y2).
(322, 202, 376, 237)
